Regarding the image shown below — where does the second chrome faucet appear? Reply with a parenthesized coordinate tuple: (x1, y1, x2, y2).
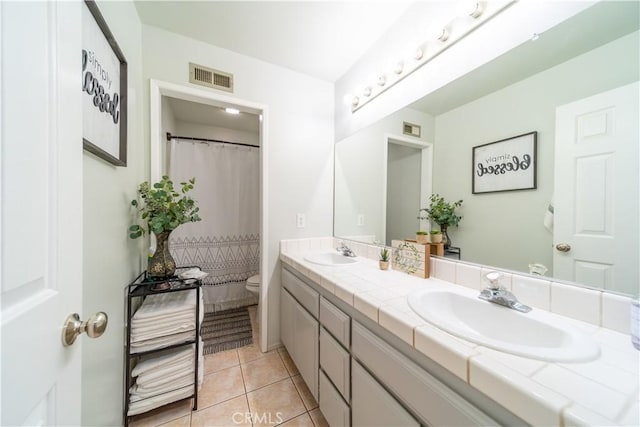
(478, 271, 531, 313)
(336, 241, 357, 257)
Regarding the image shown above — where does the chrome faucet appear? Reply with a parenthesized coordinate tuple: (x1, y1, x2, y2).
(336, 241, 356, 257)
(478, 272, 531, 313)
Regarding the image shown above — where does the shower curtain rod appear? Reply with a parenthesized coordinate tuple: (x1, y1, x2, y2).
(166, 132, 259, 148)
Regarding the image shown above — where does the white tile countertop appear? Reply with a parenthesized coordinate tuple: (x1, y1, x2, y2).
(280, 238, 640, 427)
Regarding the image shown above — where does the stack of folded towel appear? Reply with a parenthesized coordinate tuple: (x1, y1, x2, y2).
(128, 289, 204, 415)
(128, 344, 204, 416)
(130, 290, 202, 353)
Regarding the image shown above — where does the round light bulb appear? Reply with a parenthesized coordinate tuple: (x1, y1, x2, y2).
(415, 47, 424, 60)
(428, 25, 449, 42)
(377, 75, 386, 86)
(363, 86, 372, 97)
(437, 27, 450, 42)
(351, 96, 360, 107)
(456, 1, 484, 18)
(394, 62, 404, 74)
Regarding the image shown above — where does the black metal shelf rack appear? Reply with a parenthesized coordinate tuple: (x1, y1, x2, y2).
(123, 267, 202, 426)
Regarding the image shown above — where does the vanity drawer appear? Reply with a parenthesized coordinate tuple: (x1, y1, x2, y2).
(319, 369, 350, 427)
(352, 322, 497, 427)
(282, 268, 319, 317)
(352, 360, 419, 427)
(320, 327, 350, 400)
(320, 297, 350, 346)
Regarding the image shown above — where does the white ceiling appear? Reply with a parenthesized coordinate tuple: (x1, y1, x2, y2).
(134, 1, 413, 82)
(166, 96, 260, 133)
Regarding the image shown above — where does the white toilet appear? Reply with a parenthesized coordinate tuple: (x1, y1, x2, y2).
(246, 274, 260, 296)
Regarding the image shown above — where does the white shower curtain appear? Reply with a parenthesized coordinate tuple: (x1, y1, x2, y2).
(168, 140, 260, 312)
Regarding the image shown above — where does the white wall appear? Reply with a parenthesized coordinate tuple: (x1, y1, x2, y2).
(434, 31, 639, 274)
(82, 1, 145, 425)
(335, 108, 432, 242)
(141, 25, 334, 350)
(335, 1, 595, 140)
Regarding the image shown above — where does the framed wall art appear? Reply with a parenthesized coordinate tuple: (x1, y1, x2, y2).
(472, 131, 537, 194)
(82, 0, 128, 166)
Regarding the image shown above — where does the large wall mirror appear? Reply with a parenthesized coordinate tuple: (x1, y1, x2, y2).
(335, 1, 639, 296)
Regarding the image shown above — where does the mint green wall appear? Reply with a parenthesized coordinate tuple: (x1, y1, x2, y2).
(82, 1, 146, 425)
(434, 32, 639, 274)
(335, 108, 433, 243)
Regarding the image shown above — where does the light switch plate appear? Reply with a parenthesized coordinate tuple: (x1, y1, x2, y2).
(296, 213, 306, 228)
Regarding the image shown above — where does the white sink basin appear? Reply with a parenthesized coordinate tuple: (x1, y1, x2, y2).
(407, 288, 599, 362)
(304, 252, 359, 266)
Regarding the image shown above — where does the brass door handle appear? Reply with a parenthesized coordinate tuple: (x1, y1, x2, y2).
(555, 243, 572, 253)
(62, 312, 108, 347)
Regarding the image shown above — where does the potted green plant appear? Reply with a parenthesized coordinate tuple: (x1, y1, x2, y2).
(429, 229, 442, 244)
(379, 247, 390, 270)
(129, 176, 201, 278)
(415, 230, 429, 244)
(419, 194, 463, 248)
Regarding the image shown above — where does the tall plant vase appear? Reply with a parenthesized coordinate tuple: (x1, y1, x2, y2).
(440, 225, 452, 249)
(148, 231, 177, 278)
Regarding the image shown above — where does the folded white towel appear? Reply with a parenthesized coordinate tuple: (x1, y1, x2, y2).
(131, 311, 195, 328)
(132, 291, 196, 321)
(132, 345, 193, 377)
(130, 331, 195, 353)
(132, 313, 195, 329)
(131, 367, 194, 395)
(131, 322, 195, 342)
(127, 385, 193, 415)
(178, 268, 209, 280)
(137, 358, 193, 384)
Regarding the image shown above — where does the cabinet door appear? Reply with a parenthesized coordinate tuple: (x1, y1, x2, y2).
(352, 361, 419, 427)
(293, 302, 319, 400)
(280, 288, 295, 352)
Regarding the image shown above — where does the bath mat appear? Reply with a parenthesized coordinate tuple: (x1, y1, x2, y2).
(200, 307, 253, 355)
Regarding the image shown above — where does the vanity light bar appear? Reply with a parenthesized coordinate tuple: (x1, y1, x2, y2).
(349, 1, 515, 113)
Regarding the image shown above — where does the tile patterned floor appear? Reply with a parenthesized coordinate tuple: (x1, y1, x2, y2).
(129, 306, 329, 427)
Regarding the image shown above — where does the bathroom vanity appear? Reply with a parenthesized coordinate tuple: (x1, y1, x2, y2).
(280, 238, 639, 427)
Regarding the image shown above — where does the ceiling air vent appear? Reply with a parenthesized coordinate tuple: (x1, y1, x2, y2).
(403, 121, 421, 138)
(189, 62, 233, 93)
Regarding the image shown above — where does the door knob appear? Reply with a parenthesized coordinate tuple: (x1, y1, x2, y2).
(62, 311, 108, 347)
(555, 243, 572, 253)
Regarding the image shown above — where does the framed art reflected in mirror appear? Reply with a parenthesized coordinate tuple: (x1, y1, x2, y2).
(472, 132, 537, 194)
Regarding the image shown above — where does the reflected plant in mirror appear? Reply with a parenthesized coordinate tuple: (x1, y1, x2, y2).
(418, 194, 463, 249)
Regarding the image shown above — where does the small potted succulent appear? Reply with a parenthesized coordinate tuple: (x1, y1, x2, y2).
(430, 229, 443, 244)
(415, 230, 429, 244)
(379, 247, 390, 270)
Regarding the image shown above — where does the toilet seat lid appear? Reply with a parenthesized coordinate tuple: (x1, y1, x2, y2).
(247, 274, 260, 285)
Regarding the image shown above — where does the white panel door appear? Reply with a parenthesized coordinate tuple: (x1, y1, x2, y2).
(1, 1, 83, 425)
(554, 82, 639, 293)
